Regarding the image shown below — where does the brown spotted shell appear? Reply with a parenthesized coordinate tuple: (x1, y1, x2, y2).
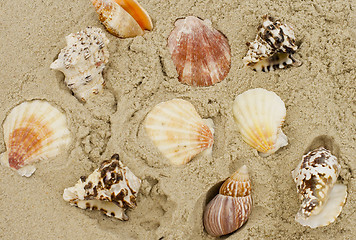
(168, 16, 231, 86)
(203, 165, 252, 237)
(63, 154, 141, 220)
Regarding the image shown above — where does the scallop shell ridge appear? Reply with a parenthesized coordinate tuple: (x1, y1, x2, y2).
(144, 99, 214, 165)
(63, 154, 141, 220)
(233, 88, 287, 156)
(0, 100, 71, 177)
(168, 16, 231, 86)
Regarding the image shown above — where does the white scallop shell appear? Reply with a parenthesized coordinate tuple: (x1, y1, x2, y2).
(50, 27, 109, 102)
(292, 147, 347, 228)
(144, 99, 214, 165)
(243, 15, 301, 72)
(63, 154, 141, 220)
(0, 100, 71, 177)
(232, 88, 287, 156)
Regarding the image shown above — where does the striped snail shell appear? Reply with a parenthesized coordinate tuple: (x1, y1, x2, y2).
(203, 165, 252, 237)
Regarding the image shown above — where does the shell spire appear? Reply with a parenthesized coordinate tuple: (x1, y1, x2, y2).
(168, 16, 231, 86)
(63, 154, 141, 220)
(144, 99, 214, 165)
(292, 147, 348, 228)
(0, 100, 71, 177)
(203, 166, 252, 237)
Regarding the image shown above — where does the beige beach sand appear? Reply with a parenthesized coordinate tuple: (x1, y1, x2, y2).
(0, 0, 355, 239)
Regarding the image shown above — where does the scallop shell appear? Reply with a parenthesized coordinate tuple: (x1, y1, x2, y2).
(63, 154, 141, 220)
(92, 0, 153, 38)
(50, 27, 109, 102)
(232, 88, 288, 157)
(203, 165, 252, 237)
(292, 147, 347, 228)
(0, 100, 71, 177)
(144, 99, 214, 165)
(168, 16, 231, 86)
(243, 15, 301, 72)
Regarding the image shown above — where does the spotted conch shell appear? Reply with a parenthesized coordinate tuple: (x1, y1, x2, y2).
(51, 27, 109, 102)
(63, 154, 141, 220)
(243, 15, 301, 72)
(0, 100, 71, 177)
(292, 147, 347, 228)
(232, 88, 288, 157)
(168, 16, 231, 86)
(203, 165, 252, 237)
(92, 0, 153, 38)
(144, 99, 214, 165)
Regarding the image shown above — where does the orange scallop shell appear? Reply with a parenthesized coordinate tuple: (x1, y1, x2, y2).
(168, 16, 231, 87)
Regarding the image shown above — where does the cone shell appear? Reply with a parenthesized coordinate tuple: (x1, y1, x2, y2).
(0, 100, 71, 177)
(292, 147, 348, 228)
(168, 16, 231, 86)
(144, 99, 214, 165)
(243, 15, 301, 72)
(63, 154, 141, 220)
(92, 0, 153, 38)
(203, 166, 252, 237)
(50, 27, 109, 102)
(232, 88, 288, 157)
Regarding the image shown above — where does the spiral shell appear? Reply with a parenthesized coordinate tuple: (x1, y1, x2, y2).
(92, 0, 153, 38)
(292, 147, 347, 228)
(243, 15, 301, 72)
(203, 165, 252, 237)
(144, 99, 214, 165)
(50, 27, 109, 102)
(63, 154, 141, 220)
(168, 16, 231, 86)
(232, 88, 288, 157)
(0, 100, 71, 177)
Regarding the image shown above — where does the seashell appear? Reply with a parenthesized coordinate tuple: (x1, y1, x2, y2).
(0, 100, 71, 177)
(168, 16, 231, 87)
(92, 0, 153, 38)
(144, 99, 214, 165)
(292, 147, 347, 228)
(51, 27, 109, 102)
(232, 88, 288, 157)
(243, 15, 301, 72)
(63, 154, 141, 220)
(203, 165, 252, 237)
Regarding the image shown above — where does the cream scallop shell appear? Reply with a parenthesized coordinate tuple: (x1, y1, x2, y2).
(0, 100, 71, 177)
(203, 165, 252, 237)
(232, 88, 287, 156)
(144, 99, 214, 165)
(63, 154, 141, 220)
(292, 147, 347, 228)
(92, 0, 153, 38)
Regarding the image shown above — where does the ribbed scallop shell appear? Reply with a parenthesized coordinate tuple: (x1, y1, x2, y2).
(232, 88, 287, 157)
(63, 154, 141, 220)
(168, 16, 231, 86)
(243, 15, 301, 72)
(292, 147, 347, 228)
(92, 0, 153, 38)
(50, 27, 109, 102)
(0, 100, 71, 177)
(144, 99, 214, 165)
(203, 166, 252, 237)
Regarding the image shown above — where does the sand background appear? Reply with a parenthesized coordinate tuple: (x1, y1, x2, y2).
(0, 0, 355, 239)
